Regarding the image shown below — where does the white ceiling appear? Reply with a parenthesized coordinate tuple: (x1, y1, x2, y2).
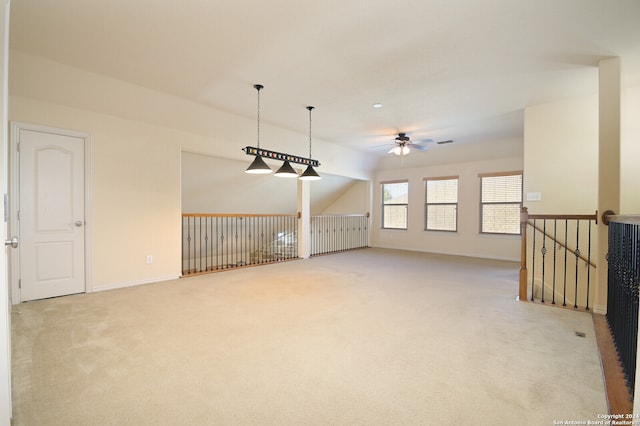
(8, 0, 640, 163)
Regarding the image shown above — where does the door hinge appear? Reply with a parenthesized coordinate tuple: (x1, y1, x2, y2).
(18, 279, 21, 289)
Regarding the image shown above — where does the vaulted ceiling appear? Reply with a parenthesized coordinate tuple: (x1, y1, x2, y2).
(9, 0, 640, 165)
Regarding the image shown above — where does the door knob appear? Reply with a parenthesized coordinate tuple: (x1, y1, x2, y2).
(4, 237, 18, 248)
(75, 221, 84, 227)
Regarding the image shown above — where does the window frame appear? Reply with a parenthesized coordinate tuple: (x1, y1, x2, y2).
(424, 176, 459, 232)
(479, 171, 523, 235)
(381, 180, 409, 230)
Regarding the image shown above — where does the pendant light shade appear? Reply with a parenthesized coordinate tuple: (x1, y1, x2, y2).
(274, 160, 298, 178)
(245, 155, 273, 174)
(300, 164, 321, 180)
(245, 84, 273, 174)
(299, 105, 321, 181)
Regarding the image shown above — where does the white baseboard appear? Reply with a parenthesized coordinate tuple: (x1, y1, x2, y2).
(91, 275, 181, 293)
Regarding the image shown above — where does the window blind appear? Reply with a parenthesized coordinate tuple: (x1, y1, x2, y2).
(480, 173, 522, 234)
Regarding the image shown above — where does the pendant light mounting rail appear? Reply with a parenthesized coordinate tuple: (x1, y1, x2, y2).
(242, 146, 320, 167)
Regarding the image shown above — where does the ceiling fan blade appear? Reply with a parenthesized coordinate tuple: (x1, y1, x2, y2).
(412, 138, 434, 145)
(371, 143, 395, 149)
(411, 144, 429, 151)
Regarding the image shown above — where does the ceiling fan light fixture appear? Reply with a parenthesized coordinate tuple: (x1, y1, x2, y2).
(389, 145, 410, 156)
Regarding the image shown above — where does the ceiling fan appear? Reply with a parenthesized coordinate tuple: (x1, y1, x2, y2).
(386, 133, 433, 156)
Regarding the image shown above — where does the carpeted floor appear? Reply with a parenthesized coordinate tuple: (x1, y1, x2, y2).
(11, 248, 607, 425)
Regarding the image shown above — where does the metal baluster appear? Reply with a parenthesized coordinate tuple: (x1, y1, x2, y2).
(251, 216, 256, 265)
(183, 216, 189, 275)
(234, 217, 239, 266)
(531, 219, 537, 302)
(552, 219, 557, 305)
(563, 219, 568, 306)
(541, 220, 547, 303)
(586, 219, 592, 310)
(293, 215, 298, 258)
(574, 220, 580, 308)
(631, 224, 640, 396)
(204, 217, 209, 272)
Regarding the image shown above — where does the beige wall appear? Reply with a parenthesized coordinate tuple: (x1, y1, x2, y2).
(524, 83, 640, 215)
(181, 152, 369, 215)
(320, 180, 370, 215)
(11, 96, 184, 289)
(1, 0, 11, 421)
(523, 95, 599, 214)
(621, 84, 640, 213)
(10, 51, 375, 180)
(181, 152, 298, 214)
(372, 156, 524, 261)
(522, 82, 640, 314)
(8, 52, 374, 291)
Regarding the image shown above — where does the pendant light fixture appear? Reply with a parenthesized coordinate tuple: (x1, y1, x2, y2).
(299, 106, 321, 181)
(274, 159, 299, 178)
(242, 85, 321, 177)
(245, 84, 273, 174)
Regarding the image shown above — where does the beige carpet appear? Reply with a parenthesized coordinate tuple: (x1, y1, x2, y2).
(11, 248, 607, 426)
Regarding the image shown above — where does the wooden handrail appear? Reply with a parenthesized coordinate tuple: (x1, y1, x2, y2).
(182, 213, 298, 218)
(528, 213, 598, 222)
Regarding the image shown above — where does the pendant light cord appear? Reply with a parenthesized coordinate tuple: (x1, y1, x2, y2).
(254, 84, 263, 148)
(307, 106, 314, 157)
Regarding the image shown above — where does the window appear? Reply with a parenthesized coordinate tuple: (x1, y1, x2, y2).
(480, 172, 522, 234)
(425, 176, 458, 231)
(381, 181, 408, 229)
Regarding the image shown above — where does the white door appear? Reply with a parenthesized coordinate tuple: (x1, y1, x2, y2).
(18, 127, 86, 301)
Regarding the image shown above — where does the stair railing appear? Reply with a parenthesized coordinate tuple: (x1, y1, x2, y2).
(519, 207, 598, 309)
(310, 213, 370, 256)
(182, 213, 298, 275)
(605, 214, 640, 398)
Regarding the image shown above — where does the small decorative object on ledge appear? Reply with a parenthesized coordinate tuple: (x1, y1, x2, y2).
(243, 84, 321, 180)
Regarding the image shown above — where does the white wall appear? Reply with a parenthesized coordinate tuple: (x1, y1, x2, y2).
(371, 156, 523, 261)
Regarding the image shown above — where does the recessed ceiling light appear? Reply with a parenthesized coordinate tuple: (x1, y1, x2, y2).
(372, 103, 382, 108)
